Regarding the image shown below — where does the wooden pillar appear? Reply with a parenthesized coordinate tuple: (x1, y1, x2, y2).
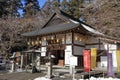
(72, 32, 74, 55)
(99, 38, 101, 50)
(25, 53, 27, 72)
(70, 32, 74, 74)
(32, 52, 34, 73)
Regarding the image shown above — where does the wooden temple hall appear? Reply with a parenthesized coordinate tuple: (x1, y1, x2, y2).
(22, 10, 120, 69)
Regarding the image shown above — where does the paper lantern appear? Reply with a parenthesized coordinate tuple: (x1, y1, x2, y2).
(31, 41, 35, 46)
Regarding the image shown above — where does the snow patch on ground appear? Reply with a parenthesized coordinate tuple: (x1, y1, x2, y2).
(79, 77, 120, 80)
(34, 76, 120, 80)
(34, 77, 51, 80)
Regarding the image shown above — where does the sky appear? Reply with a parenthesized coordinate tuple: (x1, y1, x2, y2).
(38, 0, 46, 7)
(19, 0, 46, 17)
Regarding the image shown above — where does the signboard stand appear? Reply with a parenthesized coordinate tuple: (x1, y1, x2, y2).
(72, 66, 75, 80)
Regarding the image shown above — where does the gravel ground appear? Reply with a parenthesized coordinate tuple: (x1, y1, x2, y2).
(0, 71, 72, 80)
(0, 70, 120, 80)
(0, 72, 45, 80)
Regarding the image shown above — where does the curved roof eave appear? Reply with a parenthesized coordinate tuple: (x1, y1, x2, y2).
(22, 22, 79, 37)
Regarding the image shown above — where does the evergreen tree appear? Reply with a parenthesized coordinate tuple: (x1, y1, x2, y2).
(8, 0, 23, 17)
(42, 0, 52, 15)
(0, 0, 23, 18)
(61, 0, 84, 19)
(61, 0, 67, 11)
(0, 0, 8, 18)
(51, 0, 60, 12)
(23, 0, 40, 17)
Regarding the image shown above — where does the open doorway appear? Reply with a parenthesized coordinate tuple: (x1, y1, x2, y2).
(51, 50, 65, 66)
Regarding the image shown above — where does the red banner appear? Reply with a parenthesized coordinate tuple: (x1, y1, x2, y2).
(83, 50, 90, 72)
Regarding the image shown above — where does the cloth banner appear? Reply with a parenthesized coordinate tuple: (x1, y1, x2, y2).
(83, 50, 90, 72)
(107, 53, 114, 77)
(116, 50, 120, 72)
(90, 48, 97, 69)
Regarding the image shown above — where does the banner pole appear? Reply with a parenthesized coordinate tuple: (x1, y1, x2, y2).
(89, 70, 90, 80)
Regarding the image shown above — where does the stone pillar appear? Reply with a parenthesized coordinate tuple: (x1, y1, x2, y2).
(46, 62, 52, 78)
(46, 52, 52, 78)
(70, 65, 73, 74)
(11, 52, 16, 72)
(11, 60, 15, 72)
(20, 55, 23, 69)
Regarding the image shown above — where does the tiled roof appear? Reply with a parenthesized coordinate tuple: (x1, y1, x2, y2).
(22, 22, 79, 36)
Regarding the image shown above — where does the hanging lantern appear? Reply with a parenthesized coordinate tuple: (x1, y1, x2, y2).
(75, 34, 78, 41)
(62, 37, 64, 42)
(39, 40, 41, 44)
(35, 40, 38, 45)
(57, 38, 59, 43)
(79, 38, 82, 42)
(51, 36, 54, 40)
(79, 35, 82, 42)
(68, 37, 70, 42)
(31, 41, 35, 46)
(43, 37, 46, 41)
(27, 38, 31, 45)
(27, 41, 30, 45)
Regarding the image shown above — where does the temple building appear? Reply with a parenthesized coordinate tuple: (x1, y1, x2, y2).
(22, 10, 120, 71)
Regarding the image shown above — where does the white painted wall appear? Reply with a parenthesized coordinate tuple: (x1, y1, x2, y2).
(41, 47, 46, 56)
(103, 43, 117, 67)
(100, 56, 107, 67)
